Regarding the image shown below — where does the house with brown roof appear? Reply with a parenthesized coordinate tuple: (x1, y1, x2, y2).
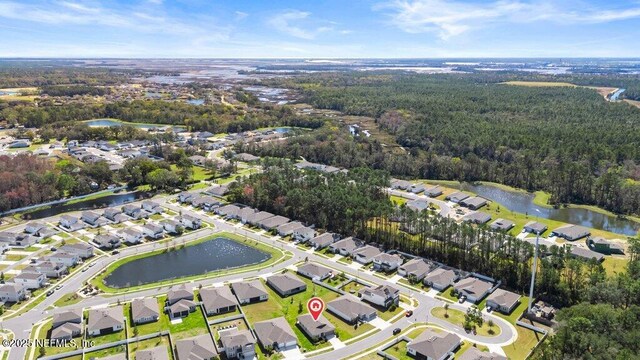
(424, 268, 458, 291)
(175, 335, 217, 360)
(51, 308, 83, 340)
(352, 245, 381, 264)
(131, 297, 160, 325)
(453, 277, 493, 303)
(87, 306, 124, 336)
(327, 295, 377, 324)
(398, 258, 436, 282)
(136, 346, 170, 360)
(297, 262, 332, 281)
(232, 280, 268, 304)
(219, 329, 256, 359)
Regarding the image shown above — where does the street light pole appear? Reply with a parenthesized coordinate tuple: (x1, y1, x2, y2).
(527, 231, 540, 314)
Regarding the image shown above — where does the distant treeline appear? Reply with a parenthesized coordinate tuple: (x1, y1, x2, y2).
(41, 85, 108, 97)
(252, 73, 640, 216)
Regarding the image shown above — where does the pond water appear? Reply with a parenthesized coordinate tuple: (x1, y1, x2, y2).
(85, 119, 186, 130)
(609, 88, 626, 101)
(187, 99, 205, 105)
(23, 191, 150, 220)
(0, 91, 17, 96)
(454, 183, 639, 236)
(103, 237, 271, 287)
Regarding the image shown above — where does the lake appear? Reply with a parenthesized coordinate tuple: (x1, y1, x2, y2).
(454, 183, 639, 236)
(23, 191, 150, 220)
(103, 237, 271, 288)
(85, 119, 186, 130)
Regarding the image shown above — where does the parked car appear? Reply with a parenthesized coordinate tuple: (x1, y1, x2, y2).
(112, 250, 119, 255)
(46, 290, 54, 296)
(393, 328, 401, 335)
(405, 310, 413, 317)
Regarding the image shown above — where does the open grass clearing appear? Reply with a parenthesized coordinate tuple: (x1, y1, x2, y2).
(430, 307, 501, 337)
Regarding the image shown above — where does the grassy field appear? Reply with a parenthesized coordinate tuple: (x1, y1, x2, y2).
(165, 302, 209, 341)
(241, 276, 340, 351)
(91, 231, 288, 293)
(128, 335, 172, 359)
(382, 340, 411, 360)
(85, 345, 127, 359)
(53, 292, 83, 307)
(430, 307, 501, 337)
(390, 195, 408, 206)
(502, 326, 545, 360)
(602, 256, 629, 276)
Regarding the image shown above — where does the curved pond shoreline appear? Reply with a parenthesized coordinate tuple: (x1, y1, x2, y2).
(102, 236, 272, 288)
(447, 182, 639, 236)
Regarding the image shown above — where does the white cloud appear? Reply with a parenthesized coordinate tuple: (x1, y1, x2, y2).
(267, 10, 335, 39)
(378, 0, 640, 39)
(235, 11, 248, 21)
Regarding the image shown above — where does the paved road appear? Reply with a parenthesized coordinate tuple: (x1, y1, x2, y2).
(2, 195, 515, 360)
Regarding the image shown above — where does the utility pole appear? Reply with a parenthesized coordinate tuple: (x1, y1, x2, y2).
(527, 231, 540, 314)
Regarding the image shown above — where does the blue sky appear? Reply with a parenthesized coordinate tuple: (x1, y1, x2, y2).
(1, 0, 640, 58)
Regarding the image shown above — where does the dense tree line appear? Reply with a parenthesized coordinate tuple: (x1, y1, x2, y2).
(227, 159, 392, 235)
(256, 73, 640, 215)
(0, 64, 133, 88)
(41, 85, 107, 97)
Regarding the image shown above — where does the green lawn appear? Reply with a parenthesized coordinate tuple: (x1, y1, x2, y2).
(206, 306, 241, 321)
(33, 319, 82, 357)
(390, 195, 408, 206)
(128, 335, 172, 359)
(241, 276, 340, 351)
(85, 344, 127, 359)
(341, 281, 366, 294)
(53, 293, 83, 307)
(602, 256, 629, 276)
(323, 310, 374, 341)
(383, 340, 411, 360)
(437, 287, 457, 302)
(502, 326, 545, 360)
(89, 328, 126, 346)
(210, 319, 248, 340)
(431, 307, 501, 337)
(125, 299, 169, 337)
(494, 297, 529, 324)
(166, 303, 209, 341)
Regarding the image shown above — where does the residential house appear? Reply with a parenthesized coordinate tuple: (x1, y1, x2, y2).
(276, 222, 304, 237)
(87, 306, 124, 336)
(191, 196, 221, 211)
(188, 155, 207, 166)
(551, 225, 591, 241)
(131, 297, 160, 325)
(142, 223, 164, 240)
(0, 283, 27, 303)
(453, 277, 493, 303)
(219, 329, 256, 359)
(407, 329, 461, 360)
(359, 285, 400, 309)
(215, 204, 241, 218)
(93, 234, 121, 249)
(13, 271, 46, 290)
(179, 214, 201, 230)
(410, 184, 426, 194)
(398, 258, 435, 282)
(141, 201, 163, 214)
(81, 211, 103, 227)
(424, 268, 458, 291)
(122, 204, 148, 220)
(34, 261, 68, 278)
(407, 199, 430, 212)
(234, 153, 260, 162)
(390, 179, 412, 190)
(293, 226, 316, 242)
(490, 219, 515, 232)
(177, 192, 196, 204)
(245, 211, 274, 226)
(486, 289, 521, 314)
(167, 299, 197, 319)
(523, 221, 548, 235)
(297, 314, 335, 342)
(60, 243, 94, 258)
(329, 237, 359, 256)
(424, 185, 444, 197)
(200, 286, 238, 316)
(161, 219, 181, 234)
(47, 252, 80, 267)
(236, 207, 258, 223)
(119, 228, 143, 245)
(327, 296, 377, 324)
(254, 317, 298, 351)
(445, 192, 470, 203)
(462, 211, 492, 225)
(59, 215, 83, 231)
(568, 245, 605, 262)
(460, 197, 488, 210)
(136, 346, 169, 360)
(587, 237, 625, 255)
(256, 215, 290, 231)
(175, 335, 218, 360)
(102, 208, 123, 222)
(266, 273, 307, 297)
(0, 233, 38, 247)
(203, 185, 229, 198)
(24, 222, 46, 235)
(353, 245, 382, 265)
(372, 253, 403, 272)
(296, 263, 332, 281)
(167, 284, 194, 305)
(51, 308, 83, 340)
(231, 280, 269, 305)
(308, 233, 339, 249)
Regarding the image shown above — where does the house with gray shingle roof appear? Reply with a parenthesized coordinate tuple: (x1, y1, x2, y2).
(398, 258, 435, 282)
(254, 317, 298, 351)
(297, 262, 332, 281)
(459, 347, 507, 360)
(219, 329, 256, 360)
(446, 192, 470, 203)
(424, 268, 458, 291)
(353, 245, 382, 265)
(453, 277, 493, 303)
(266, 273, 307, 297)
(326, 295, 377, 324)
(231, 280, 268, 304)
(308, 232, 340, 249)
(200, 286, 237, 316)
(407, 329, 461, 360)
(136, 346, 169, 360)
(167, 284, 193, 305)
(276, 221, 304, 237)
(87, 306, 124, 336)
(297, 314, 335, 342)
(131, 297, 160, 325)
(329, 237, 360, 256)
(486, 289, 521, 314)
(51, 309, 83, 340)
(175, 335, 217, 360)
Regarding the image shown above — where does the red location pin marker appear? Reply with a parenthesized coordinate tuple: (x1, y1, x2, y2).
(307, 297, 325, 321)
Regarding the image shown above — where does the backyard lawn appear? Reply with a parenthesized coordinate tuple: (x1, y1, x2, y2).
(84, 344, 127, 359)
(502, 326, 544, 360)
(33, 319, 82, 357)
(382, 340, 411, 360)
(125, 298, 170, 336)
(241, 276, 340, 351)
(166, 304, 209, 341)
(53, 293, 83, 307)
(128, 335, 172, 359)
